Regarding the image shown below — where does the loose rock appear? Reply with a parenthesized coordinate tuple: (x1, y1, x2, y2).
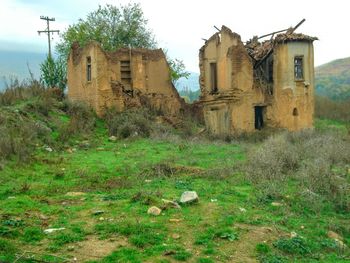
(169, 218, 182, 223)
(92, 210, 104, 216)
(65, 192, 86, 197)
(179, 191, 198, 204)
(44, 227, 65, 234)
(271, 202, 283, 207)
(147, 206, 162, 216)
(327, 230, 347, 248)
(109, 136, 117, 141)
(162, 199, 181, 209)
(172, 233, 181, 239)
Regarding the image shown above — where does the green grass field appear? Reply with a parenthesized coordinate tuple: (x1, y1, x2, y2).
(0, 94, 349, 262)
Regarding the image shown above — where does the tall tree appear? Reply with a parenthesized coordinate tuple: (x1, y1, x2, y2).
(55, 3, 188, 84)
(56, 3, 157, 60)
(40, 56, 66, 91)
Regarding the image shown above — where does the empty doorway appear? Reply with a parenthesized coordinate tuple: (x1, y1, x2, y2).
(254, 106, 265, 130)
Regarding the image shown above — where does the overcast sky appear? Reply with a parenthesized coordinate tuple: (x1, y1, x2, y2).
(0, 0, 348, 72)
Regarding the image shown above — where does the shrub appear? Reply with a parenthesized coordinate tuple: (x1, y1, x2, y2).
(245, 133, 299, 201)
(0, 78, 44, 106)
(58, 101, 96, 141)
(0, 114, 51, 163)
(22, 227, 44, 243)
(105, 108, 153, 138)
(0, 238, 17, 262)
(315, 95, 350, 122)
(274, 236, 311, 255)
(245, 130, 350, 211)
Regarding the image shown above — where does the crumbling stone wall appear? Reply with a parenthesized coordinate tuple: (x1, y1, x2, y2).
(198, 26, 316, 134)
(67, 42, 184, 117)
(271, 41, 315, 130)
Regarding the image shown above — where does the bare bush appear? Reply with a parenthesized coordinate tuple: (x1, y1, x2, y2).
(315, 96, 350, 122)
(245, 134, 299, 201)
(245, 130, 350, 211)
(0, 115, 51, 163)
(0, 79, 45, 106)
(104, 108, 153, 138)
(58, 101, 96, 141)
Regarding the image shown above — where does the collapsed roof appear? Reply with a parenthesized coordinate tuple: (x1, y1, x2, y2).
(245, 19, 317, 66)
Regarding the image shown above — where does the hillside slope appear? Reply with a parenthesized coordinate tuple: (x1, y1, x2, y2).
(315, 57, 350, 100)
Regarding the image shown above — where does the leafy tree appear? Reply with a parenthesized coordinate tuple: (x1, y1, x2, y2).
(168, 58, 190, 85)
(56, 3, 157, 60)
(40, 56, 66, 91)
(55, 3, 188, 83)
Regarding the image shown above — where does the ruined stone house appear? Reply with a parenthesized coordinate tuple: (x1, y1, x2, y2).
(198, 25, 317, 134)
(67, 41, 184, 117)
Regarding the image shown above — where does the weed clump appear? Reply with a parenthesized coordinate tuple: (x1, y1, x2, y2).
(245, 130, 350, 212)
(105, 108, 153, 139)
(58, 100, 96, 141)
(274, 236, 311, 255)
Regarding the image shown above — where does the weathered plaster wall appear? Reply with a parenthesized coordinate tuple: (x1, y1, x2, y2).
(67, 43, 101, 113)
(199, 26, 315, 135)
(199, 26, 265, 134)
(273, 41, 314, 130)
(68, 43, 184, 117)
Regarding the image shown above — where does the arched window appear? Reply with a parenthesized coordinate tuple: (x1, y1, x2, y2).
(293, 108, 299, 116)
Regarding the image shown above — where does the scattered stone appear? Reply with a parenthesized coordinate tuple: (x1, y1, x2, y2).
(147, 206, 162, 216)
(179, 191, 198, 204)
(45, 147, 53, 152)
(271, 202, 283, 207)
(210, 199, 218, 202)
(300, 225, 305, 229)
(290, 231, 298, 238)
(96, 147, 105, 151)
(145, 179, 152, 183)
(327, 231, 342, 241)
(66, 192, 86, 197)
(99, 217, 105, 221)
(39, 214, 49, 220)
(162, 199, 181, 209)
(7, 196, 16, 199)
(239, 207, 247, 213)
(169, 218, 182, 223)
(44, 227, 65, 234)
(92, 210, 104, 216)
(172, 233, 181, 239)
(67, 245, 75, 251)
(109, 136, 117, 141)
(328, 231, 347, 248)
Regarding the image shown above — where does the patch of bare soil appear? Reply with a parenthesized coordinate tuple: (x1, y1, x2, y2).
(68, 235, 128, 262)
(227, 224, 282, 263)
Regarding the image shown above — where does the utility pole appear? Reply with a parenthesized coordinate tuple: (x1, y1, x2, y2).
(38, 16, 59, 58)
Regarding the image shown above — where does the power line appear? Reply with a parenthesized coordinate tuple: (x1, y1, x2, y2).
(37, 16, 60, 58)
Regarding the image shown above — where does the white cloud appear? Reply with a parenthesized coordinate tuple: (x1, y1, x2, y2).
(0, 0, 349, 71)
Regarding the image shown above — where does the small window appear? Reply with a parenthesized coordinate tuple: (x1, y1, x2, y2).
(120, 60, 131, 89)
(293, 108, 299, 116)
(294, 56, 303, 80)
(210, 62, 218, 93)
(86, 57, 92, 82)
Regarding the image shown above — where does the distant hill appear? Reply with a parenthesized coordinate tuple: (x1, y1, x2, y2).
(175, 72, 200, 92)
(175, 72, 200, 102)
(0, 50, 46, 90)
(315, 57, 350, 101)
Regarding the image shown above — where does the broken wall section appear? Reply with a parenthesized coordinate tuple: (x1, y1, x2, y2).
(67, 42, 185, 118)
(199, 26, 267, 134)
